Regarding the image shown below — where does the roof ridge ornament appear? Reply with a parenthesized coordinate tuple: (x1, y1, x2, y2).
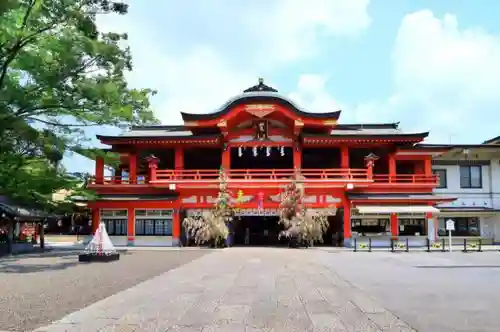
(243, 78, 278, 93)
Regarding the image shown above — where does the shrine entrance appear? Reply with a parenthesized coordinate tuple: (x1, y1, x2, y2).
(232, 216, 286, 246)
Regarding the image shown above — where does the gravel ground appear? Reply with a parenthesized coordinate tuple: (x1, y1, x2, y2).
(0, 249, 210, 331)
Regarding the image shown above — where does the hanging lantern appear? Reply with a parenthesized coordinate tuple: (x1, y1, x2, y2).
(280, 146, 285, 156)
(238, 146, 243, 157)
(253, 146, 258, 157)
(266, 146, 271, 157)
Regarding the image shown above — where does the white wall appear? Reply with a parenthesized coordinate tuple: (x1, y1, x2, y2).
(433, 164, 494, 208)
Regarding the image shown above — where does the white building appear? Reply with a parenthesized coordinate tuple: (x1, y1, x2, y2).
(430, 139, 500, 244)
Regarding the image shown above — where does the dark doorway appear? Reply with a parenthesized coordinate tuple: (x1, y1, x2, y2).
(230, 147, 293, 169)
(233, 216, 286, 246)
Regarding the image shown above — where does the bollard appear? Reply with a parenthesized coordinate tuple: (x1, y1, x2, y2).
(354, 238, 357, 252)
(441, 238, 446, 252)
(368, 237, 372, 252)
(463, 238, 467, 253)
(405, 238, 409, 252)
(426, 238, 431, 252)
(391, 238, 395, 252)
(478, 238, 482, 252)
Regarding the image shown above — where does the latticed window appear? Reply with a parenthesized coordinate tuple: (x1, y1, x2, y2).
(134, 209, 173, 236)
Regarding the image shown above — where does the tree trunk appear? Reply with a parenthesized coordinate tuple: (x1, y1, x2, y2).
(39, 222, 45, 250)
(7, 219, 14, 254)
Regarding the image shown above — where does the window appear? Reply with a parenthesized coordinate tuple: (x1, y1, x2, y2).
(134, 219, 172, 236)
(134, 209, 173, 236)
(102, 219, 127, 235)
(351, 219, 389, 235)
(437, 217, 479, 236)
(433, 169, 447, 188)
(460, 166, 482, 188)
(399, 219, 426, 236)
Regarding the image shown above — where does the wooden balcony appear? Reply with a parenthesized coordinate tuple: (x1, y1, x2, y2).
(88, 169, 439, 189)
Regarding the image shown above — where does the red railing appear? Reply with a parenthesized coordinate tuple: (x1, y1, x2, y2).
(88, 170, 438, 186)
(89, 175, 149, 185)
(372, 174, 439, 185)
(154, 168, 369, 181)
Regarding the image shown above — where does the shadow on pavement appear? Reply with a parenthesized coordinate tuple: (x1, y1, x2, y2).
(0, 261, 81, 273)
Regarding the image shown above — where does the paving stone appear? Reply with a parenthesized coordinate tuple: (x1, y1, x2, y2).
(37, 249, 417, 332)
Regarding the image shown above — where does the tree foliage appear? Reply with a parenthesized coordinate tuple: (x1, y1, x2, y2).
(0, 0, 158, 208)
(183, 169, 234, 246)
(278, 172, 332, 245)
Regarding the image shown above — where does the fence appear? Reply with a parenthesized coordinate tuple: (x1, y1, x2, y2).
(353, 237, 488, 253)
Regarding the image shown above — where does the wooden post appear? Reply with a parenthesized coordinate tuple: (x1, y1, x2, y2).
(129, 153, 137, 184)
(172, 209, 181, 247)
(390, 213, 398, 239)
(95, 157, 104, 184)
(91, 208, 100, 234)
(388, 153, 396, 183)
(343, 199, 351, 245)
(340, 146, 349, 168)
(127, 207, 135, 246)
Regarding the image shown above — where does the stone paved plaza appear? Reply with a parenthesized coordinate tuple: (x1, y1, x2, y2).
(0, 249, 209, 331)
(30, 248, 500, 332)
(27, 247, 500, 332)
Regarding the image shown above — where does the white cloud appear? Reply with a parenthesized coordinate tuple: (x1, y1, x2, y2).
(293, 10, 500, 144)
(288, 74, 343, 114)
(95, 0, 371, 124)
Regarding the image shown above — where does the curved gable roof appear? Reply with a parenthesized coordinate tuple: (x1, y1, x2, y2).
(181, 79, 341, 122)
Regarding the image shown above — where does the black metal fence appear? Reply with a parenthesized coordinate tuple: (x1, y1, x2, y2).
(353, 237, 487, 253)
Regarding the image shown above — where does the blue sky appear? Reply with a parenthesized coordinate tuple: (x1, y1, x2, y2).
(64, 0, 500, 174)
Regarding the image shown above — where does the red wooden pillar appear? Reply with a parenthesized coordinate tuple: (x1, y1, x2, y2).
(127, 207, 135, 246)
(390, 213, 398, 238)
(343, 199, 351, 245)
(424, 157, 432, 177)
(175, 147, 184, 169)
(172, 209, 181, 246)
(340, 146, 349, 168)
(293, 144, 302, 169)
(91, 208, 100, 234)
(222, 146, 230, 169)
(388, 153, 396, 183)
(129, 152, 137, 184)
(95, 157, 104, 184)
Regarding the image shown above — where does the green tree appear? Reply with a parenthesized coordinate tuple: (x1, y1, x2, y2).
(0, 0, 158, 207)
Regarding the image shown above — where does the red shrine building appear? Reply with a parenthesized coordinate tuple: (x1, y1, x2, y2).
(88, 79, 455, 247)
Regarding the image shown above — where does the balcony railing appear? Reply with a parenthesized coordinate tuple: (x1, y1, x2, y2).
(372, 174, 439, 184)
(155, 168, 369, 181)
(88, 169, 439, 186)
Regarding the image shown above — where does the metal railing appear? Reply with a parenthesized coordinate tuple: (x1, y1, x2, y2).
(353, 237, 487, 253)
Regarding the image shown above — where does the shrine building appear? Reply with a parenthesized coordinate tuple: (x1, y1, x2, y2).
(87, 79, 456, 247)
